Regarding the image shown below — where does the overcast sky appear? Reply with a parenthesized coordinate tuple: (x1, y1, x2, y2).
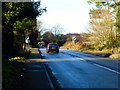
(37, 0, 95, 34)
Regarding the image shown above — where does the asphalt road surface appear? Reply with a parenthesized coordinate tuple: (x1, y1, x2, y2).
(40, 47, 120, 88)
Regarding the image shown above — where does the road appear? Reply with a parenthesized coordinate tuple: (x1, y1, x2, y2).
(39, 47, 120, 88)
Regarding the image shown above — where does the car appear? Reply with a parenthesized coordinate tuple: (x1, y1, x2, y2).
(46, 43, 59, 53)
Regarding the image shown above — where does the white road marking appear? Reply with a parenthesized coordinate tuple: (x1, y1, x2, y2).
(43, 64, 54, 88)
(79, 58, 85, 60)
(75, 58, 85, 61)
(94, 63, 120, 75)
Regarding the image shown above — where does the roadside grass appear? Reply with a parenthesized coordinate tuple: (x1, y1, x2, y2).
(2, 61, 24, 88)
(61, 46, 119, 59)
(3, 63, 17, 88)
(2, 46, 32, 88)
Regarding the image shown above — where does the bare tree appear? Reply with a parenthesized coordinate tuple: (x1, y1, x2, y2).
(50, 24, 65, 36)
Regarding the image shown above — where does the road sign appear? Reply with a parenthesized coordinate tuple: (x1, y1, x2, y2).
(25, 36, 30, 44)
(72, 36, 77, 43)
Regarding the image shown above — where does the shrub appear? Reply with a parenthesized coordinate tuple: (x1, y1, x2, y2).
(63, 41, 82, 49)
(63, 41, 75, 48)
(104, 53, 111, 57)
(109, 54, 120, 59)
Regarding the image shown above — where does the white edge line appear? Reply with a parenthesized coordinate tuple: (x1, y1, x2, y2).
(94, 63, 120, 75)
(43, 64, 54, 89)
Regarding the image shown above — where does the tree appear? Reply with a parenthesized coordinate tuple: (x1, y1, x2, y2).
(41, 25, 66, 46)
(2, 2, 45, 59)
(88, 1, 118, 49)
(115, 1, 120, 33)
(42, 32, 55, 45)
(50, 24, 64, 36)
(37, 20, 47, 42)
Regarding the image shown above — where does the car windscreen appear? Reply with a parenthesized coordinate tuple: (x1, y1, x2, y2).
(49, 44, 58, 47)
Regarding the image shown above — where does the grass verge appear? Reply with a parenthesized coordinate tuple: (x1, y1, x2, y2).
(61, 47, 120, 59)
(2, 61, 24, 88)
(2, 48, 31, 88)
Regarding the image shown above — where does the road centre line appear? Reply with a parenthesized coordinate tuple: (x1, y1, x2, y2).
(78, 58, 85, 60)
(94, 63, 120, 75)
(61, 51, 120, 74)
(80, 58, 86, 61)
(78, 57, 120, 75)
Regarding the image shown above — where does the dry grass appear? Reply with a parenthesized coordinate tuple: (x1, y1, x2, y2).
(109, 54, 120, 59)
(63, 41, 81, 49)
(62, 41, 120, 59)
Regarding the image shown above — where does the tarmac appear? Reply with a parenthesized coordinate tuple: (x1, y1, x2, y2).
(21, 48, 53, 88)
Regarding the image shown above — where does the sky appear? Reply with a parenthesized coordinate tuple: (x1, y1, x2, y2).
(37, 0, 95, 34)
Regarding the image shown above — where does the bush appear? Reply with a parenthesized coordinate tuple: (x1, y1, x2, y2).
(109, 54, 120, 59)
(63, 41, 82, 49)
(104, 53, 111, 57)
(98, 48, 103, 51)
